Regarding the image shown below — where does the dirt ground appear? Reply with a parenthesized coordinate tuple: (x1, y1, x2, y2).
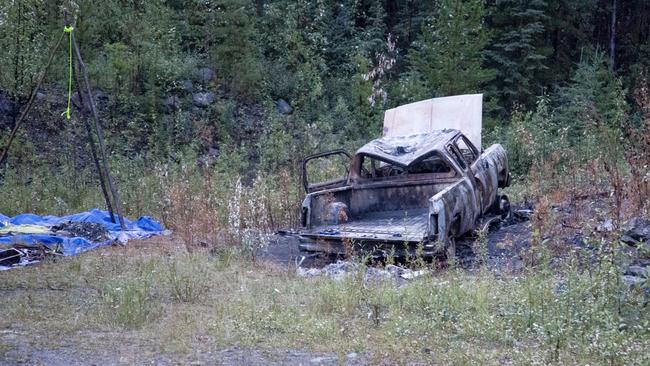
(1, 337, 362, 366)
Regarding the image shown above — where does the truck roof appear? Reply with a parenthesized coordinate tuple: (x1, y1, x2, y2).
(355, 129, 460, 166)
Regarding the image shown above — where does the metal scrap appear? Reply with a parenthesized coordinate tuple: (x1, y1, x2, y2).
(0, 243, 62, 269)
(51, 221, 110, 241)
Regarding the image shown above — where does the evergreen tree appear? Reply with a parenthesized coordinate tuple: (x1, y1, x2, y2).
(485, 0, 549, 116)
(543, 0, 599, 83)
(321, 0, 357, 75)
(405, 0, 495, 98)
(354, 0, 387, 57)
(0, 0, 54, 98)
(211, 0, 264, 97)
(553, 50, 627, 155)
(385, 0, 435, 51)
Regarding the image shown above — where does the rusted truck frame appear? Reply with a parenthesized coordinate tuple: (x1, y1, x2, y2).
(298, 129, 510, 258)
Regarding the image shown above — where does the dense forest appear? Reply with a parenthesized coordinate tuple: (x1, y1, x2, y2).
(0, 0, 649, 220)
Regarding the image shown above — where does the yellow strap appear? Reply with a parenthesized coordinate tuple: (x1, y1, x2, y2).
(62, 26, 74, 119)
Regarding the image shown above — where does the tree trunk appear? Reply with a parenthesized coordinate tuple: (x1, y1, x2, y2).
(610, 0, 617, 69)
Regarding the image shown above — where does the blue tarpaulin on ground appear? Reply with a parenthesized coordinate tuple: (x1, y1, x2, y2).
(0, 209, 165, 257)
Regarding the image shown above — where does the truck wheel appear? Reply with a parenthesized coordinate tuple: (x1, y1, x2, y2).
(445, 217, 460, 264)
(446, 237, 456, 263)
(499, 195, 511, 219)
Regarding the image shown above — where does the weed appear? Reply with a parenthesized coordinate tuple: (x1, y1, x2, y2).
(99, 267, 161, 329)
(474, 227, 489, 267)
(165, 253, 210, 303)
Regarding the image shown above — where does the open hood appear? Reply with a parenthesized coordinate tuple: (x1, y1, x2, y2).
(383, 94, 483, 150)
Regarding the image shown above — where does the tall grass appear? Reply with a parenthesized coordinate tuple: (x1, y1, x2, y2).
(1, 245, 647, 364)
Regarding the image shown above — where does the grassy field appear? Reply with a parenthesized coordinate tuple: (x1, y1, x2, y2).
(1, 233, 648, 365)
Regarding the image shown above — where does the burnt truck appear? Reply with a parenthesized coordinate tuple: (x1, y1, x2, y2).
(297, 94, 511, 258)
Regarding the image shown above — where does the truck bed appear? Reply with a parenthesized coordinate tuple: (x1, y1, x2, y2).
(300, 208, 429, 243)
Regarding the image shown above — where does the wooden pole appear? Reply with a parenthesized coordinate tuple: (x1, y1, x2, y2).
(71, 47, 117, 223)
(71, 32, 126, 230)
(610, 0, 617, 69)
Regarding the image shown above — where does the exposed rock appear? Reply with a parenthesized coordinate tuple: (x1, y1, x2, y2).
(276, 98, 293, 115)
(622, 217, 650, 246)
(196, 67, 215, 84)
(622, 275, 646, 287)
(400, 269, 429, 280)
(365, 267, 394, 283)
(163, 95, 180, 112)
(323, 260, 358, 281)
(182, 79, 194, 93)
(297, 267, 322, 277)
(207, 147, 219, 157)
(309, 356, 336, 364)
(596, 218, 615, 232)
(70, 89, 108, 109)
(198, 147, 221, 169)
(0, 91, 18, 128)
(385, 264, 404, 276)
(193, 92, 216, 108)
(625, 265, 648, 279)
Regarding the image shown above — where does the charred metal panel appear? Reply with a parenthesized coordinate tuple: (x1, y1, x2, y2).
(428, 176, 480, 242)
(356, 130, 459, 167)
(302, 209, 430, 243)
(348, 183, 447, 216)
(308, 187, 352, 227)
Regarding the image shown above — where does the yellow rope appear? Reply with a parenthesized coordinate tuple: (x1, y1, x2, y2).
(62, 26, 74, 119)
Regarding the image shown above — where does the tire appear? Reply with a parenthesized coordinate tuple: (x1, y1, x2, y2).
(446, 237, 456, 263)
(499, 195, 511, 219)
(445, 217, 461, 264)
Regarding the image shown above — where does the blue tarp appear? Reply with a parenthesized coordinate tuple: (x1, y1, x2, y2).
(0, 209, 165, 256)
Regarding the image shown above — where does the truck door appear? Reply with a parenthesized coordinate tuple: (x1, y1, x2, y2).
(458, 135, 497, 213)
(302, 150, 351, 193)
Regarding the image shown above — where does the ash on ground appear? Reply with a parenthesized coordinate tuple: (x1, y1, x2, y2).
(52, 221, 110, 241)
(297, 260, 430, 287)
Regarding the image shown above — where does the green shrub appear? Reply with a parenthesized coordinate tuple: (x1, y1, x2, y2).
(165, 253, 210, 303)
(99, 270, 161, 329)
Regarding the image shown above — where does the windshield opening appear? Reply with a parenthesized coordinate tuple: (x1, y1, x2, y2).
(358, 152, 456, 180)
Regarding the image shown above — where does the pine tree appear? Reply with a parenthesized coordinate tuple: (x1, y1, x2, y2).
(484, 0, 549, 116)
(543, 0, 599, 84)
(385, 0, 436, 51)
(321, 0, 357, 75)
(211, 0, 264, 96)
(405, 0, 495, 98)
(354, 0, 387, 57)
(553, 50, 627, 156)
(0, 0, 53, 98)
